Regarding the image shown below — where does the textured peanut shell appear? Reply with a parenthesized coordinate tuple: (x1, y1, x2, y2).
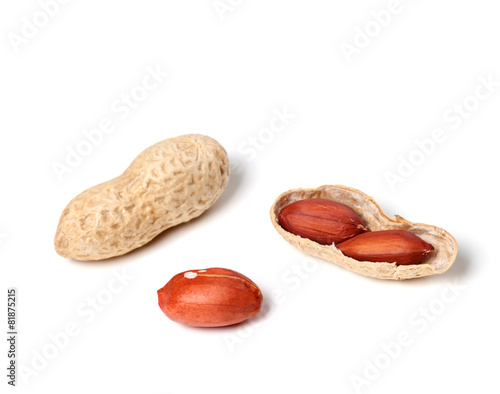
(55, 134, 230, 261)
(270, 185, 458, 280)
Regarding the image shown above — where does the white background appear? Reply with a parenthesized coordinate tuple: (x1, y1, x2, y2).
(1, 1, 499, 393)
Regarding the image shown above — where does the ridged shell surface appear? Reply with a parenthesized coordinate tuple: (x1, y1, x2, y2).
(55, 134, 230, 260)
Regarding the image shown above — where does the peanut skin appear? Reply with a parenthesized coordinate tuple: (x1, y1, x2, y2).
(54, 134, 230, 261)
(278, 198, 369, 245)
(158, 268, 263, 327)
(336, 230, 435, 265)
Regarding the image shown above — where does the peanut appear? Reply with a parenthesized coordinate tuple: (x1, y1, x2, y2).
(54, 134, 230, 261)
(157, 268, 263, 327)
(336, 230, 434, 265)
(270, 185, 457, 280)
(278, 198, 369, 245)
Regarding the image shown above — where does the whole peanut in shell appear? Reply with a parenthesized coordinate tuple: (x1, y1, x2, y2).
(54, 134, 230, 261)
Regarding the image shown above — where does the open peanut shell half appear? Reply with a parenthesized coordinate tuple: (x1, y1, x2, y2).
(270, 185, 458, 280)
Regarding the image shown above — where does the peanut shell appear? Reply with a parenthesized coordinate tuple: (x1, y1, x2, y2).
(270, 185, 458, 280)
(55, 134, 230, 261)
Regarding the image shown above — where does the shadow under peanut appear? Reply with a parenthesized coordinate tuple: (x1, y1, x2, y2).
(359, 236, 471, 287)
